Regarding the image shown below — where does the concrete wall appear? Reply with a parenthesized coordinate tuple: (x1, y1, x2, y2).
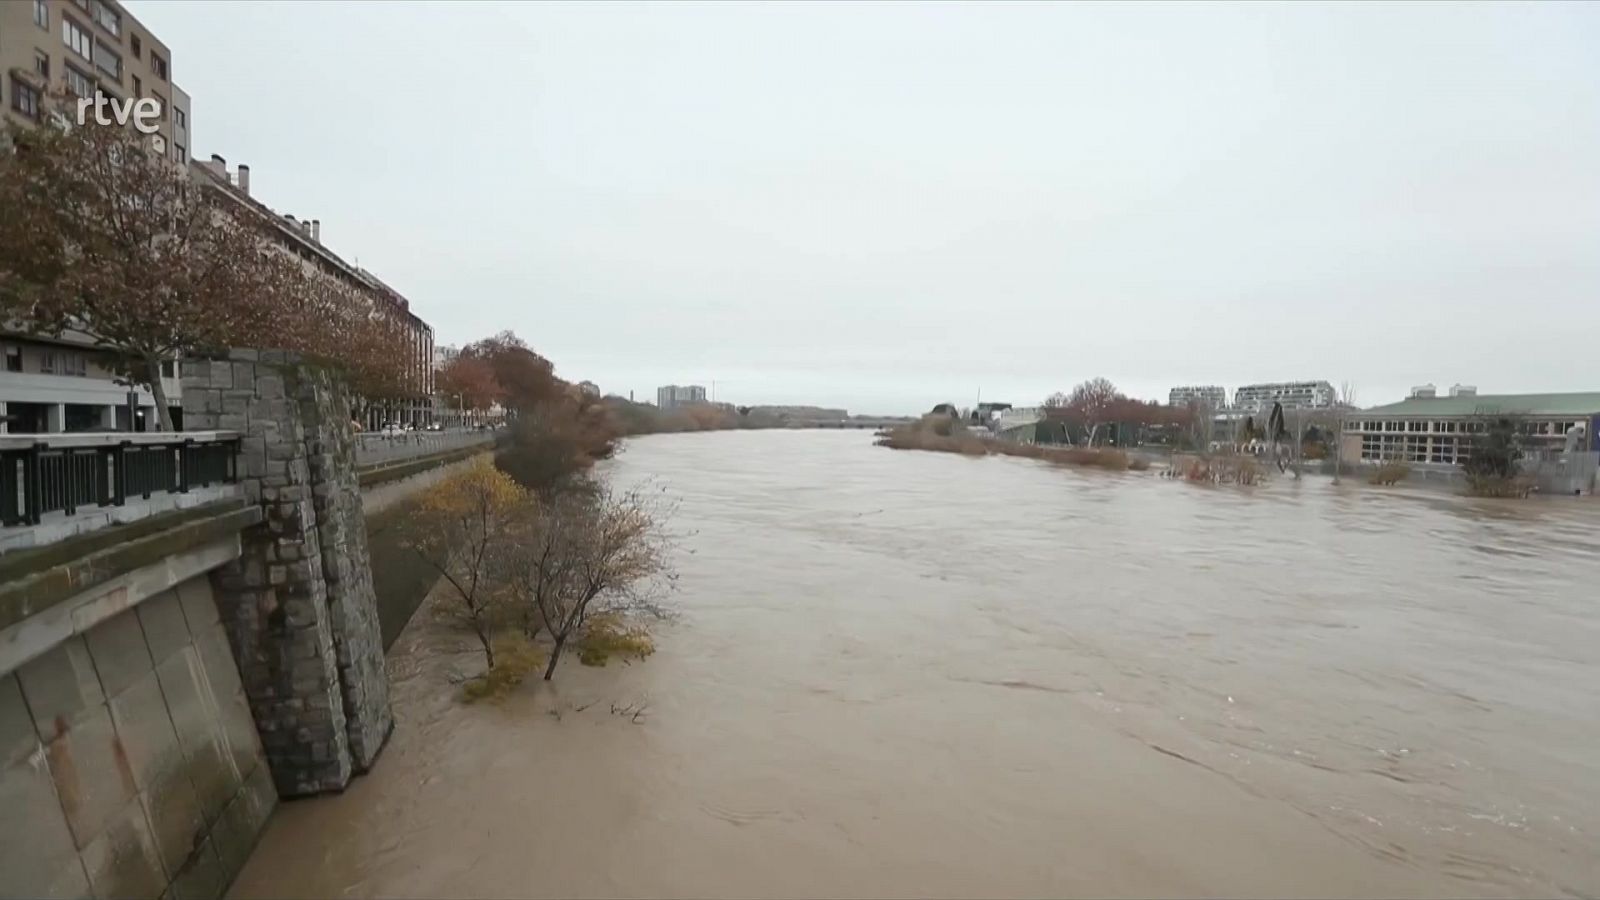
(0, 575, 275, 900)
(181, 350, 391, 797)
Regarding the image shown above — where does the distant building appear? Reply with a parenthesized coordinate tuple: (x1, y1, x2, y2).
(1342, 389, 1599, 466)
(578, 380, 600, 397)
(433, 345, 460, 371)
(1233, 380, 1335, 411)
(656, 384, 707, 410)
(1169, 385, 1227, 409)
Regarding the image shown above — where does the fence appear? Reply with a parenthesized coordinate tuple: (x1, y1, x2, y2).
(0, 432, 239, 528)
(354, 429, 496, 469)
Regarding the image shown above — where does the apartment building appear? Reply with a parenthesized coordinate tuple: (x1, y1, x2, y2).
(191, 156, 437, 428)
(1168, 385, 1227, 409)
(1, 0, 193, 433)
(656, 384, 707, 410)
(2, 0, 188, 164)
(1233, 380, 1336, 411)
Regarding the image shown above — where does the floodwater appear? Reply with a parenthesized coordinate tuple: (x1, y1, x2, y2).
(231, 430, 1600, 899)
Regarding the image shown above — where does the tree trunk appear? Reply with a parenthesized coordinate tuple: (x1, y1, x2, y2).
(145, 354, 176, 432)
(476, 624, 496, 671)
(542, 636, 566, 681)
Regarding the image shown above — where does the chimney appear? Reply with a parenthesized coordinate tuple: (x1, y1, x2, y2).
(236, 164, 250, 196)
(206, 153, 226, 179)
(310, 220, 321, 243)
(301, 220, 312, 237)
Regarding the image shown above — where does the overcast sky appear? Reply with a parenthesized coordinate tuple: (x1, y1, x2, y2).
(134, 1, 1599, 414)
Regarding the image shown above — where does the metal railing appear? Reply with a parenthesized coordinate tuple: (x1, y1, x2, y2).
(0, 432, 240, 528)
(354, 429, 496, 469)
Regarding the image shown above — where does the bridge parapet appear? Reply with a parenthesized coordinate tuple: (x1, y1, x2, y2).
(0, 431, 241, 554)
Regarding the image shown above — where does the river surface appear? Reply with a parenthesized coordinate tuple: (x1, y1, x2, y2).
(232, 430, 1600, 898)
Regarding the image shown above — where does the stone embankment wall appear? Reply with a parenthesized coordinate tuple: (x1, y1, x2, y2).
(1, 574, 276, 899)
(180, 350, 392, 797)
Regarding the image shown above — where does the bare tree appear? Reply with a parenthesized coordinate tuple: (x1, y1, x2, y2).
(507, 484, 673, 681)
(409, 459, 530, 671)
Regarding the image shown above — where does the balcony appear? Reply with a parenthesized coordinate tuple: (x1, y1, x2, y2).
(0, 432, 240, 552)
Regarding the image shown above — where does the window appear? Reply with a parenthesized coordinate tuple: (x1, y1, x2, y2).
(174, 106, 186, 129)
(4, 345, 20, 373)
(132, 74, 141, 96)
(150, 89, 165, 117)
(35, 51, 50, 79)
(160, 360, 175, 378)
(130, 34, 141, 59)
(63, 17, 92, 61)
(91, 0, 121, 37)
(95, 42, 120, 80)
(40, 350, 87, 377)
(173, 141, 185, 161)
(150, 52, 167, 81)
(34, 0, 48, 29)
(64, 65, 93, 98)
(11, 80, 41, 120)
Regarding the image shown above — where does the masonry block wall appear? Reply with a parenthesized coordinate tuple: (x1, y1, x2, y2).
(0, 577, 276, 900)
(180, 350, 392, 796)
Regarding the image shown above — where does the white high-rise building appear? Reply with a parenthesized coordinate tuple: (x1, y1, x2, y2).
(1168, 385, 1227, 409)
(1232, 381, 1336, 411)
(656, 384, 707, 410)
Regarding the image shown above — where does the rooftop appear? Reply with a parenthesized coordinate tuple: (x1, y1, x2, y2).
(1360, 392, 1600, 417)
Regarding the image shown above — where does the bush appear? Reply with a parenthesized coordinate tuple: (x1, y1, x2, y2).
(461, 634, 545, 703)
(1369, 462, 1410, 486)
(1465, 473, 1536, 498)
(576, 613, 657, 668)
(1165, 453, 1262, 485)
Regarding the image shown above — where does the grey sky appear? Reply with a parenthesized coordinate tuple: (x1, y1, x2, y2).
(134, 1, 1599, 414)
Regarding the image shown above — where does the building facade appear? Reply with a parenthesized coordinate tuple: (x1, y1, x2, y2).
(2, 0, 194, 434)
(1342, 390, 1599, 466)
(191, 157, 436, 429)
(0, 328, 183, 433)
(1168, 385, 1227, 409)
(2, 0, 186, 164)
(1233, 380, 1336, 411)
(657, 384, 707, 410)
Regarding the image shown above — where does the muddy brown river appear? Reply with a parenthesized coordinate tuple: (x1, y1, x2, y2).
(231, 430, 1600, 899)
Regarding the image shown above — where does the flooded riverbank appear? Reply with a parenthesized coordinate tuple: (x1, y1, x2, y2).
(231, 430, 1599, 898)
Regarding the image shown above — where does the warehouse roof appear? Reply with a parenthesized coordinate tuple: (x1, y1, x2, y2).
(1360, 392, 1600, 417)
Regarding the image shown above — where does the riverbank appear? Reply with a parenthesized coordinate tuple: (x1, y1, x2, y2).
(230, 431, 1600, 899)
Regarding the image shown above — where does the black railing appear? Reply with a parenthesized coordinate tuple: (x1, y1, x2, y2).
(0, 433, 240, 528)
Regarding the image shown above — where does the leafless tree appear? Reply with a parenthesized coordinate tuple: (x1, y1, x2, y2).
(507, 484, 674, 681)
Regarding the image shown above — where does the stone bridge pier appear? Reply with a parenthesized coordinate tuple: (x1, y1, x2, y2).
(181, 350, 391, 797)
(0, 350, 494, 897)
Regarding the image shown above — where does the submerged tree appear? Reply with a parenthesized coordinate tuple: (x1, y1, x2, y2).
(506, 484, 673, 681)
(410, 458, 530, 670)
(1460, 416, 1525, 495)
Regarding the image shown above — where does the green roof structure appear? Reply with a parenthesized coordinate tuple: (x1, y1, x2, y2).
(1360, 392, 1600, 417)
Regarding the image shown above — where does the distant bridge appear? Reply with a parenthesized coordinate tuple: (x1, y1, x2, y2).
(785, 418, 914, 430)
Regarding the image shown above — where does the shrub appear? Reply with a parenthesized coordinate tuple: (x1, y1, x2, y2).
(576, 613, 657, 668)
(1465, 473, 1536, 498)
(461, 634, 545, 703)
(1369, 462, 1410, 486)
